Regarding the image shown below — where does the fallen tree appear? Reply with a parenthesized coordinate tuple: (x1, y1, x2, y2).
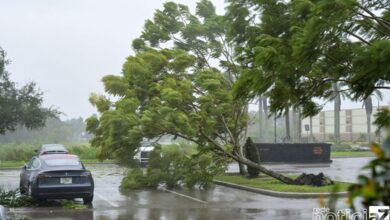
(86, 0, 333, 186)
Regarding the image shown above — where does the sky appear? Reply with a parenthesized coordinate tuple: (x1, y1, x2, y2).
(0, 0, 389, 120)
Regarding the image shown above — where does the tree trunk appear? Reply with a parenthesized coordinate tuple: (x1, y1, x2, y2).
(274, 113, 277, 143)
(333, 83, 341, 145)
(364, 96, 373, 144)
(234, 154, 295, 184)
(262, 98, 268, 141)
(285, 107, 291, 142)
(291, 108, 297, 142)
(297, 108, 302, 143)
(238, 163, 247, 175)
(309, 116, 313, 143)
(258, 97, 264, 142)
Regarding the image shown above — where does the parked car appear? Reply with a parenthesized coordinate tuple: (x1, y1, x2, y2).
(134, 146, 154, 167)
(133, 139, 154, 167)
(35, 144, 68, 155)
(20, 154, 94, 204)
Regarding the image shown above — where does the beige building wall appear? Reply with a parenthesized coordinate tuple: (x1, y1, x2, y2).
(302, 106, 388, 142)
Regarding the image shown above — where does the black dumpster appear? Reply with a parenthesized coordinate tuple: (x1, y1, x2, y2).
(255, 143, 332, 163)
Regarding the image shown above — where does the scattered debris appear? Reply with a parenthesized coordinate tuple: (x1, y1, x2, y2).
(0, 188, 87, 209)
(293, 173, 334, 186)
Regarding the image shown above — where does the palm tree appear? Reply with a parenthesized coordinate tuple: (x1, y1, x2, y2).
(331, 82, 352, 144)
(363, 90, 383, 144)
(284, 106, 291, 142)
(332, 82, 341, 144)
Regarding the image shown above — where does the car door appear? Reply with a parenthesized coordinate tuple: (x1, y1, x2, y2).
(27, 158, 41, 184)
(20, 158, 34, 188)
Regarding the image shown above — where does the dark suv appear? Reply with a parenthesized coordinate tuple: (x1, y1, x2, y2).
(20, 154, 94, 204)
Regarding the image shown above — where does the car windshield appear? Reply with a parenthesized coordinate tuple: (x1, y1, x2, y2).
(44, 159, 80, 167)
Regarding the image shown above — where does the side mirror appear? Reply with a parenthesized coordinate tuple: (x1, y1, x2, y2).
(22, 164, 27, 170)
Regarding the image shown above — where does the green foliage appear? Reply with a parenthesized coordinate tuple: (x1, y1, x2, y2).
(0, 143, 97, 162)
(0, 117, 88, 145)
(229, 0, 390, 117)
(0, 188, 36, 207)
(244, 137, 260, 177)
(331, 144, 352, 152)
(120, 144, 226, 190)
(374, 108, 390, 132)
(0, 48, 58, 134)
(61, 200, 87, 209)
(120, 168, 147, 190)
(216, 175, 351, 193)
(347, 137, 390, 209)
(86, 47, 246, 165)
(0, 188, 86, 209)
(88, 0, 298, 185)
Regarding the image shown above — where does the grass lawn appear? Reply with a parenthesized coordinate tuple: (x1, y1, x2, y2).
(0, 159, 113, 169)
(0, 161, 25, 169)
(331, 151, 374, 158)
(215, 175, 351, 193)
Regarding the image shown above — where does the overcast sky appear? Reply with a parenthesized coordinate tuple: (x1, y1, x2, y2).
(0, 0, 389, 120)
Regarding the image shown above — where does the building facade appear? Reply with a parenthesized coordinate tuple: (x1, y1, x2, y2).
(301, 106, 389, 142)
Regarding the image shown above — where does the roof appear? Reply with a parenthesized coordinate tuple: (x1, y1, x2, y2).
(38, 144, 68, 155)
(139, 146, 154, 152)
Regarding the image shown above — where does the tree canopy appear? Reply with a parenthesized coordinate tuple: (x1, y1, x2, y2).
(87, 0, 297, 184)
(231, 0, 390, 117)
(0, 48, 58, 134)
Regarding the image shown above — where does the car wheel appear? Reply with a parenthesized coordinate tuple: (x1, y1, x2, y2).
(83, 195, 93, 204)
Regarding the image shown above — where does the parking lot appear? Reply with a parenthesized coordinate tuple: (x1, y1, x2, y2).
(1, 157, 372, 220)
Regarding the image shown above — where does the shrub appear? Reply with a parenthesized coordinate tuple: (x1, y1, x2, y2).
(120, 143, 227, 190)
(244, 137, 260, 178)
(331, 144, 352, 152)
(67, 144, 97, 160)
(348, 140, 390, 209)
(0, 143, 97, 162)
(0, 144, 35, 162)
(120, 168, 146, 191)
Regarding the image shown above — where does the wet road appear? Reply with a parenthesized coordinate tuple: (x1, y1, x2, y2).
(0, 157, 372, 220)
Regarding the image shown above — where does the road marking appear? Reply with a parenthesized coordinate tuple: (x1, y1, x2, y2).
(95, 192, 119, 208)
(164, 189, 207, 204)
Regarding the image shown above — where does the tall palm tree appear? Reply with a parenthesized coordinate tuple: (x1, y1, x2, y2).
(331, 82, 352, 144)
(258, 96, 264, 142)
(332, 82, 341, 144)
(363, 90, 383, 144)
(284, 107, 291, 142)
(258, 96, 269, 142)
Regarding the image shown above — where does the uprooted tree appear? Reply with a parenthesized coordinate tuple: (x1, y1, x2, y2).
(86, 0, 332, 186)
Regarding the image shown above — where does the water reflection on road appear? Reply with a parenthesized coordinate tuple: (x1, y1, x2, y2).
(1, 157, 372, 220)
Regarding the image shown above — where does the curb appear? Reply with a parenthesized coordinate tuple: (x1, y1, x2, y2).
(331, 156, 374, 159)
(213, 180, 348, 199)
(0, 205, 6, 220)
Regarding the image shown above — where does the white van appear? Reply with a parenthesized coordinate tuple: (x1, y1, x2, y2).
(134, 139, 154, 166)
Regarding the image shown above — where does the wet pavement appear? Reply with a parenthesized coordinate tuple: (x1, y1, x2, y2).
(0, 157, 373, 220)
(229, 157, 372, 183)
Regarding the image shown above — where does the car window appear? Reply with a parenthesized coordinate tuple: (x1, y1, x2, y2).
(28, 158, 41, 170)
(27, 158, 34, 169)
(44, 159, 81, 167)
